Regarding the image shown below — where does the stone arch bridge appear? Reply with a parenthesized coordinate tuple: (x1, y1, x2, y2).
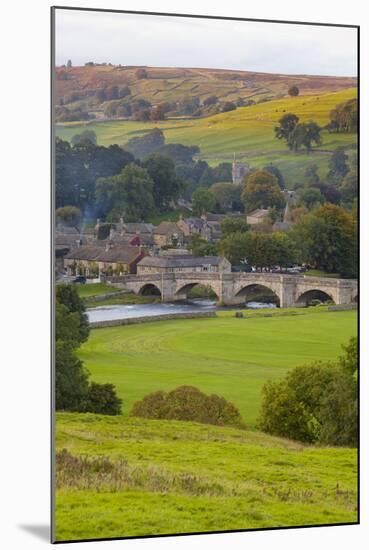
(106, 272, 358, 308)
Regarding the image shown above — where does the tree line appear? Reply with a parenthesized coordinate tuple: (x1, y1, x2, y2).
(56, 129, 234, 220)
(55, 285, 121, 415)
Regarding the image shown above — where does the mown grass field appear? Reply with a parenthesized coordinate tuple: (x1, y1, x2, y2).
(56, 88, 357, 187)
(78, 308, 357, 426)
(75, 282, 118, 298)
(55, 413, 358, 541)
(75, 282, 158, 306)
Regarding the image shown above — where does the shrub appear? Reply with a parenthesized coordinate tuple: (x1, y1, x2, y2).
(258, 338, 358, 446)
(82, 383, 122, 415)
(131, 385, 244, 428)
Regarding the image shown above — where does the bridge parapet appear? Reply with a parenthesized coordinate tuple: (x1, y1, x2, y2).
(105, 273, 358, 308)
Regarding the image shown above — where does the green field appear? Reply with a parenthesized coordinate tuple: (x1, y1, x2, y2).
(56, 88, 357, 187)
(55, 413, 357, 541)
(75, 283, 158, 306)
(78, 308, 357, 426)
(75, 282, 118, 298)
(56, 309, 357, 540)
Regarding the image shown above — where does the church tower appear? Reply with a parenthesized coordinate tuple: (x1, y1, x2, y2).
(232, 153, 250, 185)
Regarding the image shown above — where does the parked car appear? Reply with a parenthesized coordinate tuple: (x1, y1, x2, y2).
(72, 276, 87, 284)
(232, 264, 253, 273)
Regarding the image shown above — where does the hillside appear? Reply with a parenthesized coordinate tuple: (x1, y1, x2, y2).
(55, 412, 357, 541)
(55, 64, 356, 108)
(56, 87, 357, 186)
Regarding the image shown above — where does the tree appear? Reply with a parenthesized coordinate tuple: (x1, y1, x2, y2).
(158, 143, 200, 164)
(209, 182, 238, 212)
(55, 206, 82, 228)
(327, 148, 349, 185)
(288, 122, 322, 152)
(190, 234, 218, 256)
(177, 96, 200, 116)
(55, 138, 134, 212)
(219, 232, 250, 265)
(67, 59, 72, 68)
(97, 222, 114, 240)
(327, 99, 358, 133)
(304, 164, 320, 185)
(241, 170, 286, 213)
(340, 170, 358, 206)
(258, 338, 358, 446)
(222, 101, 236, 112)
(263, 164, 286, 189)
(192, 187, 216, 216)
(211, 162, 232, 183)
(220, 216, 249, 237)
(71, 130, 97, 146)
(56, 285, 90, 343)
(126, 128, 165, 160)
(83, 383, 122, 415)
(203, 95, 218, 107)
(55, 287, 122, 415)
(311, 182, 341, 205)
(288, 85, 299, 97)
(297, 187, 325, 210)
(133, 109, 150, 121)
(292, 204, 357, 277)
(142, 154, 183, 211)
(219, 231, 296, 269)
(275, 114, 321, 152)
(275, 113, 299, 143)
(150, 104, 166, 121)
(96, 163, 155, 221)
(55, 340, 90, 411)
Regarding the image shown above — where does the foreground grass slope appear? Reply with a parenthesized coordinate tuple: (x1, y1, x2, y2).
(56, 88, 357, 186)
(78, 308, 357, 426)
(55, 413, 357, 541)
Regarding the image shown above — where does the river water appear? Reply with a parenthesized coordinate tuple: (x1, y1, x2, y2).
(86, 299, 277, 323)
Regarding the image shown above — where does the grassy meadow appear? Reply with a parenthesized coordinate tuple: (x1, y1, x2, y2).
(56, 88, 357, 187)
(55, 413, 358, 541)
(55, 307, 357, 541)
(78, 308, 357, 426)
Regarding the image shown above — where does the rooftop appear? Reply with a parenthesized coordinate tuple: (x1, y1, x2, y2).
(138, 255, 225, 268)
(65, 244, 143, 263)
(247, 209, 270, 218)
(153, 222, 183, 235)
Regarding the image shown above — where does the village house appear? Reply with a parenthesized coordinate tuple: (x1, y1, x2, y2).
(246, 208, 271, 225)
(153, 222, 185, 247)
(64, 243, 146, 276)
(137, 255, 231, 275)
(177, 214, 222, 243)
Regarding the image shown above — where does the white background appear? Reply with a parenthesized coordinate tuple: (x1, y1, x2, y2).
(0, 0, 367, 548)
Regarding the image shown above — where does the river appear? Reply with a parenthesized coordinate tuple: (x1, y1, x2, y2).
(86, 299, 277, 323)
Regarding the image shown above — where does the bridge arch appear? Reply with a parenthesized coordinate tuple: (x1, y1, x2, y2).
(175, 281, 220, 300)
(138, 283, 162, 297)
(235, 283, 281, 306)
(296, 289, 335, 306)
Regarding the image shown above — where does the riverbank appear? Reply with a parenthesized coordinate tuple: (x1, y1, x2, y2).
(90, 310, 216, 328)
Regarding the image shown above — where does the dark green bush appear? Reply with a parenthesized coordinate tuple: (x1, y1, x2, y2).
(258, 337, 358, 446)
(131, 385, 244, 428)
(82, 383, 122, 415)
